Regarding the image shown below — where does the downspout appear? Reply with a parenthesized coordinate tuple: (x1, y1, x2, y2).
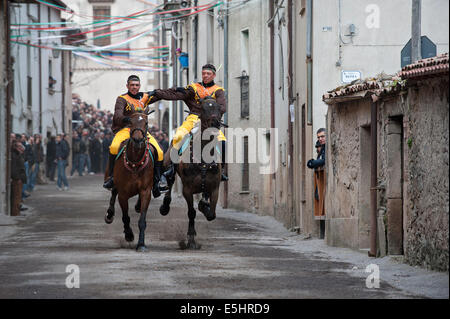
(369, 100, 378, 257)
(269, 0, 275, 180)
(287, 0, 294, 221)
(62, 50, 65, 133)
(178, 21, 183, 128)
(223, 0, 229, 208)
(171, 21, 178, 128)
(5, 0, 12, 215)
(38, 4, 42, 133)
(306, 0, 312, 125)
(156, 15, 161, 128)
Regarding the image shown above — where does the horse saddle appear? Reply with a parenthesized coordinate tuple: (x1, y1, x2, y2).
(116, 137, 155, 164)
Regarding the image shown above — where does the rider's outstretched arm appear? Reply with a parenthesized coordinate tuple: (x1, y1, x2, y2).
(148, 87, 194, 104)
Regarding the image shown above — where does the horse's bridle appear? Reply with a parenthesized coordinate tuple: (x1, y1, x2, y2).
(130, 125, 148, 143)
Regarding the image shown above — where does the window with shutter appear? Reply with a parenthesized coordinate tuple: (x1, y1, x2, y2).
(240, 75, 249, 118)
(93, 6, 111, 47)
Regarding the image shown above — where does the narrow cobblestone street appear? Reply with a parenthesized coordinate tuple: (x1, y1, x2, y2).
(0, 176, 447, 299)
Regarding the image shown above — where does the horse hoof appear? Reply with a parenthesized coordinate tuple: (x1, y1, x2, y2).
(135, 206, 141, 214)
(178, 240, 201, 250)
(136, 245, 148, 252)
(124, 231, 134, 242)
(104, 214, 114, 224)
(160, 205, 170, 216)
(205, 214, 216, 221)
(188, 241, 201, 250)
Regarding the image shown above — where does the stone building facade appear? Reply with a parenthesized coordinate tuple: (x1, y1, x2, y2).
(323, 53, 449, 271)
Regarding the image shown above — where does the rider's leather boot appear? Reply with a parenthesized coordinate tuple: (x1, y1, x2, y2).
(152, 161, 164, 198)
(161, 163, 175, 188)
(103, 154, 116, 190)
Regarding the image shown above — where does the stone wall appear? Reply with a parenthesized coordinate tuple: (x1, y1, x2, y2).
(325, 76, 449, 271)
(402, 77, 449, 271)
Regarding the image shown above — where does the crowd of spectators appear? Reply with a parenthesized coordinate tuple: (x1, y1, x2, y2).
(9, 132, 69, 215)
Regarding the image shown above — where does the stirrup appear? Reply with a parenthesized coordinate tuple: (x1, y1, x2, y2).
(103, 177, 114, 190)
(152, 184, 161, 198)
(159, 175, 170, 192)
(163, 164, 175, 185)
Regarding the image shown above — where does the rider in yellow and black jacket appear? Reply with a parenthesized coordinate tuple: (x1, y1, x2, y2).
(147, 64, 228, 186)
(103, 75, 166, 197)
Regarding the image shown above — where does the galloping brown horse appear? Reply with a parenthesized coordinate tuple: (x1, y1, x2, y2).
(104, 111, 156, 252)
(159, 97, 225, 249)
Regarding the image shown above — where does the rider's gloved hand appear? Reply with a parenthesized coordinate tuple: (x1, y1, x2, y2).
(122, 117, 131, 125)
(146, 90, 156, 106)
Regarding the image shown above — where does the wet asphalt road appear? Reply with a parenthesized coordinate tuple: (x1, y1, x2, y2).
(0, 175, 419, 299)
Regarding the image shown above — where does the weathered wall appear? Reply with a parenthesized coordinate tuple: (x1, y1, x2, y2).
(326, 76, 449, 271)
(325, 99, 372, 249)
(402, 77, 449, 271)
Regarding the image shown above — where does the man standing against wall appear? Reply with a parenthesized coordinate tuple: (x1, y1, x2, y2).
(55, 134, 70, 191)
(308, 128, 326, 220)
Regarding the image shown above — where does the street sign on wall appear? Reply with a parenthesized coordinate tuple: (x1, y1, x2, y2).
(341, 71, 361, 83)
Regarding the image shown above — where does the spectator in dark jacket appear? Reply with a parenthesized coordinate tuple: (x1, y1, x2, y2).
(11, 135, 27, 215)
(71, 131, 83, 176)
(21, 135, 34, 197)
(307, 141, 325, 169)
(55, 134, 70, 191)
(307, 129, 326, 170)
(46, 136, 57, 181)
(80, 129, 92, 175)
(29, 134, 44, 191)
(90, 132, 102, 173)
(307, 128, 326, 217)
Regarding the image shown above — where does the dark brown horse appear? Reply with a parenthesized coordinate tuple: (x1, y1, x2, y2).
(160, 97, 225, 249)
(104, 111, 156, 252)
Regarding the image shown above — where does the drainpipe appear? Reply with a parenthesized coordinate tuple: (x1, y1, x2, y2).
(287, 0, 294, 220)
(369, 101, 378, 257)
(223, 0, 229, 208)
(171, 21, 178, 128)
(61, 50, 65, 134)
(269, 0, 275, 180)
(38, 4, 42, 133)
(306, 0, 312, 125)
(178, 22, 183, 128)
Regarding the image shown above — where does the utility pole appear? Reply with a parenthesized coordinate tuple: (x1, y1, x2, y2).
(411, 0, 422, 63)
(4, 0, 12, 216)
